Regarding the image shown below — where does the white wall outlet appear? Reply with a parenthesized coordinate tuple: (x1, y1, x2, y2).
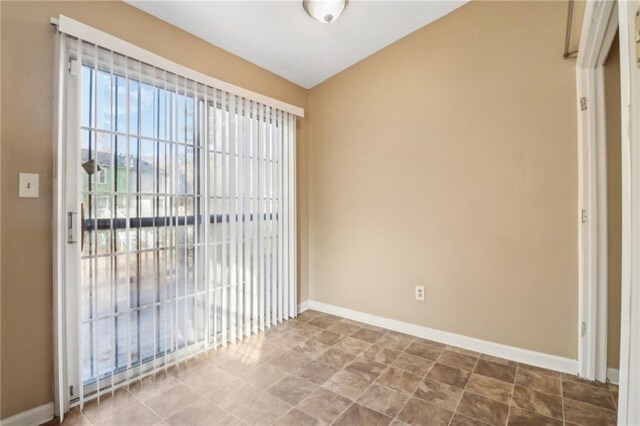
(415, 285, 425, 301)
(18, 173, 39, 198)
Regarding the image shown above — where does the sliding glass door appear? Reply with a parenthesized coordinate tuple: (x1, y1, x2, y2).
(57, 33, 297, 411)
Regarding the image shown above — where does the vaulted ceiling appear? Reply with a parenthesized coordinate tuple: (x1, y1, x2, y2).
(126, 1, 467, 89)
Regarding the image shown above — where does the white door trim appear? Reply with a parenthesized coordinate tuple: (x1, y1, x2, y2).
(616, 1, 640, 424)
(576, 0, 618, 382)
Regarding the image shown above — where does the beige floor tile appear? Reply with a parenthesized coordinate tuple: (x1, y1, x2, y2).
(240, 362, 288, 389)
(515, 369, 561, 396)
(473, 359, 516, 384)
(563, 379, 617, 410)
(327, 321, 362, 336)
(333, 403, 392, 426)
(271, 332, 309, 348)
(206, 380, 261, 413)
(437, 350, 479, 371)
(315, 348, 356, 369)
(479, 354, 517, 368)
(517, 364, 562, 378)
(60, 409, 92, 426)
(307, 316, 340, 329)
(268, 349, 312, 373)
(392, 352, 434, 377)
(291, 339, 331, 359)
(322, 370, 371, 399)
(296, 310, 322, 322)
(333, 337, 372, 355)
(267, 375, 318, 405)
(357, 383, 410, 417)
(404, 341, 444, 361)
(82, 389, 140, 424)
(345, 358, 388, 381)
(129, 372, 181, 401)
(511, 385, 563, 419)
(506, 406, 562, 426)
(413, 378, 464, 411)
(375, 334, 414, 352)
(351, 328, 386, 344)
(295, 360, 339, 385)
(450, 413, 491, 426)
(273, 409, 324, 426)
(376, 366, 422, 393)
(363, 345, 401, 365)
(165, 399, 227, 426)
(445, 346, 481, 358)
(310, 330, 344, 346)
(288, 323, 324, 339)
(427, 363, 471, 389)
(146, 384, 201, 419)
(466, 374, 513, 403)
(236, 341, 287, 362)
(235, 393, 292, 425)
(297, 388, 353, 424)
(397, 397, 454, 426)
(181, 366, 236, 394)
(563, 398, 617, 426)
(217, 353, 262, 377)
(456, 392, 509, 426)
(96, 403, 163, 426)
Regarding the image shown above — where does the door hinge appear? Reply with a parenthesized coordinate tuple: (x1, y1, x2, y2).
(581, 321, 587, 337)
(581, 209, 588, 223)
(580, 97, 588, 111)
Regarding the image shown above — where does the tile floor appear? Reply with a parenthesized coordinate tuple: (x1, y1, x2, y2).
(58, 310, 619, 426)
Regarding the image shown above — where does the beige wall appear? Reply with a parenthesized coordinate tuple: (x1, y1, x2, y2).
(307, 1, 579, 359)
(0, 1, 308, 418)
(605, 34, 621, 370)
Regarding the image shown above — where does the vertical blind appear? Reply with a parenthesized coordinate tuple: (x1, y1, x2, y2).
(56, 23, 298, 411)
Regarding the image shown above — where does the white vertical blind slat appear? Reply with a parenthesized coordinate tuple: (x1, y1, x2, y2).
(221, 91, 228, 348)
(277, 110, 283, 323)
(258, 104, 266, 331)
(251, 100, 259, 335)
(289, 114, 297, 317)
(281, 112, 289, 320)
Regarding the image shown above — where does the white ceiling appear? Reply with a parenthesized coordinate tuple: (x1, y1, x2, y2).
(126, 1, 467, 89)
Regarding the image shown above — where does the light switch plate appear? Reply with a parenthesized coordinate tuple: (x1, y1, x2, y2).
(19, 173, 39, 198)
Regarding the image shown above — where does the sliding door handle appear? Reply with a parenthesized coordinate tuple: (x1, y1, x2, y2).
(67, 204, 85, 251)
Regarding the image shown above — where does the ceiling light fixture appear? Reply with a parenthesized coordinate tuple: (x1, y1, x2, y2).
(303, 0, 348, 24)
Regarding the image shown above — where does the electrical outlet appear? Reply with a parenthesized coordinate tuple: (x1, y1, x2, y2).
(415, 285, 425, 301)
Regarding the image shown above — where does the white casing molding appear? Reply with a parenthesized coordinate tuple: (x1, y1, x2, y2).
(0, 403, 54, 426)
(617, 0, 640, 423)
(576, 0, 619, 382)
(301, 300, 578, 375)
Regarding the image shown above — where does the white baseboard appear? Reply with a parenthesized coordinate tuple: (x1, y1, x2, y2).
(0, 402, 54, 426)
(304, 300, 578, 376)
(298, 300, 310, 313)
(607, 367, 619, 385)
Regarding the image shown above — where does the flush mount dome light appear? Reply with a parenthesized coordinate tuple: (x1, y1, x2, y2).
(303, 0, 348, 24)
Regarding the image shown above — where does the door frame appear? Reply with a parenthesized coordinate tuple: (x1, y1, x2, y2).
(576, 0, 618, 382)
(617, 0, 640, 423)
(578, 1, 640, 423)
